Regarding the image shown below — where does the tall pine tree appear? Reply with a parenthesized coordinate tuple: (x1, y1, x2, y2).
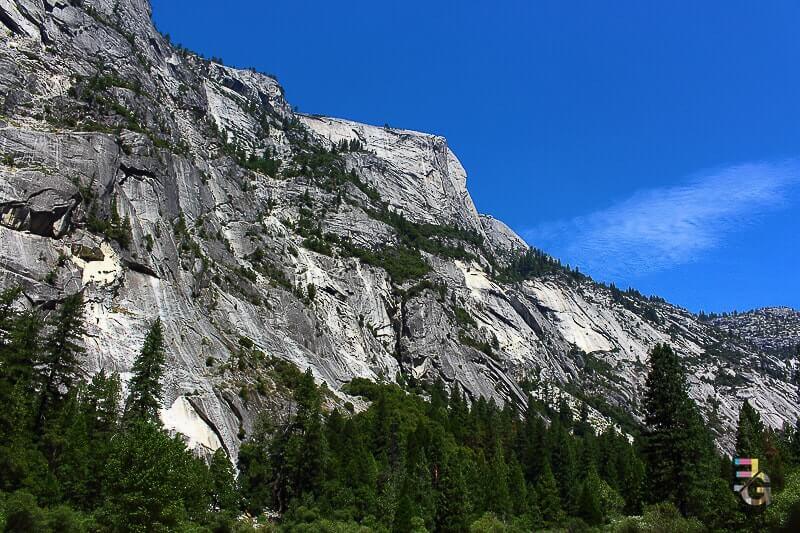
(735, 399, 764, 458)
(37, 293, 86, 430)
(642, 343, 715, 515)
(124, 318, 166, 423)
(535, 461, 563, 525)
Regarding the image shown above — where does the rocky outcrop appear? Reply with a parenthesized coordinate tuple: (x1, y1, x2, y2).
(0, 0, 797, 459)
(708, 307, 800, 358)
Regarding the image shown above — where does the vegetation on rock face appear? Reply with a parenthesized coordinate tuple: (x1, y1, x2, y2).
(3, 290, 799, 531)
(339, 239, 431, 285)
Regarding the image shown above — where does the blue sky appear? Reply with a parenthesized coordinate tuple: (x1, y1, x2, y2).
(151, 0, 800, 313)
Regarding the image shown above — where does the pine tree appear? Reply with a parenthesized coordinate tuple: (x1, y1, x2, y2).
(271, 369, 329, 510)
(447, 384, 469, 443)
(508, 456, 529, 516)
(340, 417, 378, 519)
(735, 400, 764, 458)
(535, 461, 563, 525)
(435, 455, 470, 533)
(100, 420, 211, 530)
(37, 293, 86, 430)
(124, 318, 166, 423)
(619, 438, 646, 515)
(55, 390, 91, 508)
(209, 448, 238, 512)
(793, 419, 800, 466)
(574, 402, 593, 438)
(0, 310, 42, 437)
(427, 377, 448, 424)
(516, 397, 546, 483)
(0, 286, 21, 351)
(394, 451, 435, 533)
(642, 343, 713, 515)
(577, 467, 604, 526)
(484, 443, 512, 518)
(549, 420, 578, 512)
(237, 413, 274, 515)
(0, 309, 50, 495)
(82, 370, 122, 509)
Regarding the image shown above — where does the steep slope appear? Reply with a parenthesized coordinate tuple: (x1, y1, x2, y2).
(706, 307, 800, 358)
(1, 0, 797, 458)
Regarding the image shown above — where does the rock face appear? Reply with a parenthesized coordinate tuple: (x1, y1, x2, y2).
(1, 0, 797, 458)
(707, 307, 800, 359)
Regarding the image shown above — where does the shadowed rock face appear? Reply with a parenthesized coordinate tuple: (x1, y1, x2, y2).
(1, 0, 797, 458)
(1, 188, 78, 237)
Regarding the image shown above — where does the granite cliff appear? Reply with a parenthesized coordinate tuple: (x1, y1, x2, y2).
(1, 0, 797, 458)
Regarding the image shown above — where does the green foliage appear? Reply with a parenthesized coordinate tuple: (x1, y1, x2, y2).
(611, 502, 705, 532)
(2, 293, 797, 533)
(241, 150, 281, 177)
(534, 463, 563, 525)
(124, 319, 166, 424)
(172, 212, 206, 263)
(736, 399, 765, 458)
(0, 293, 227, 530)
(367, 208, 483, 261)
(340, 240, 431, 285)
(98, 419, 211, 531)
(37, 293, 86, 433)
(576, 468, 603, 525)
(247, 247, 293, 290)
(766, 468, 800, 532)
(499, 247, 582, 281)
(642, 344, 713, 514)
(86, 195, 133, 248)
(640, 343, 752, 529)
(458, 330, 496, 359)
(454, 306, 477, 328)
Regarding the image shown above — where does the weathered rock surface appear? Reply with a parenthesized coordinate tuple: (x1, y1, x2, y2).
(1, 0, 797, 458)
(707, 307, 800, 359)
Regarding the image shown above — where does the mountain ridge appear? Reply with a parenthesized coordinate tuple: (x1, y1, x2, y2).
(1, 0, 797, 459)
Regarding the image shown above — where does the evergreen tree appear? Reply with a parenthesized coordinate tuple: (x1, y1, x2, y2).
(427, 377, 448, 425)
(271, 369, 329, 510)
(340, 417, 378, 519)
(82, 370, 122, 509)
(124, 318, 166, 423)
(209, 448, 239, 512)
(37, 293, 86, 430)
(793, 419, 800, 466)
(484, 443, 511, 518)
(516, 397, 546, 483)
(395, 442, 435, 532)
(642, 343, 713, 515)
(0, 304, 51, 499)
(735, 400, 764, 458)
(508, 456, 529, 516)
(577, 467, 604, 526)
(535, 461, 563, 525)
(619, 438, 646, 515)
(0, 286, 21, 336)
(54, 390, 91, 508)
(99, 420, 211, 530)
(574, 402, 593, 438)
(435, 455, 470, 533)
(447, 384, 469, 442)
(237, 414, 274, 515)
(549, 420, 578, 512)
(0, 309, 42, 437)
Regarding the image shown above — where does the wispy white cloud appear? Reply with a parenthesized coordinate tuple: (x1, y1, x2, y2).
(524, 160, 800, 279)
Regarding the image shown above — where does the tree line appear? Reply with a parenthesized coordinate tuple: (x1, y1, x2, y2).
(1, 286, 800, 531)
